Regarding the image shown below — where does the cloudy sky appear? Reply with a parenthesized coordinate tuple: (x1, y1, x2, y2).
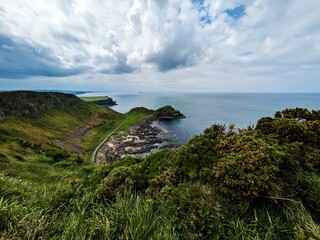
(0, 0, 319, 92)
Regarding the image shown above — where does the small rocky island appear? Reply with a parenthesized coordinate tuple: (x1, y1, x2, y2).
(97, 106, 185, 164)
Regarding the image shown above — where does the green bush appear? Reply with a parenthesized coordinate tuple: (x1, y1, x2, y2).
(98, 166, 135, 200)
(281, 108, 312, 120)
(165, 183, 221, 239)
(43, 148, 70, 163)
(257, 118, 309, 143)
(213, 132, 285, 210)
(147, 167, 179, 198)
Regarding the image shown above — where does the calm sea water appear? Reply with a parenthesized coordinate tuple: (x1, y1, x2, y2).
(78, 92, 320, 144)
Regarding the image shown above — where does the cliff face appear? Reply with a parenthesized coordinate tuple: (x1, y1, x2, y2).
(0, 91, 81, 121)
(91, 98, 117, 106)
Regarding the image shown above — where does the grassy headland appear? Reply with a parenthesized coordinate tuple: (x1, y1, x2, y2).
(78, 96, 117, 107)
(79, 96, 109, 102)
(0, 92, 319, 239)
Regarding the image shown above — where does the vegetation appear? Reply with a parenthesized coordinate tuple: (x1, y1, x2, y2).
(79, 96, 109, 102)
(154, 105, 186, 119)
(97, 107, 320, 239)
(79, 96, 117, 107)
(1, 97, 320, 239)
(0, 92, 124, 162)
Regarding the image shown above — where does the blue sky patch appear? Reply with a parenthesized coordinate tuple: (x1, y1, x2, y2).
(225, 4, 246, 19)
(192, 0, 211, 25)
(200, 15, 211, 24)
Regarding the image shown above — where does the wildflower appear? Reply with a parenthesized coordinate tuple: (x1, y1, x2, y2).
(69, 178, 78, 186)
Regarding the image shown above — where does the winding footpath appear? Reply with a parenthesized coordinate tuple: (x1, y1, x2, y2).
(90, 114, 129, 163)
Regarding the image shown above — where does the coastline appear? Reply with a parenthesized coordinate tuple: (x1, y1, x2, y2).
(96, 117, 180, 164)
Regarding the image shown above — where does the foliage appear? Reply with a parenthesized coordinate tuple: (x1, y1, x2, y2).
(1, 106, 320, 239)
(99, 166, 135, 200)
(213, 132, 285, 210)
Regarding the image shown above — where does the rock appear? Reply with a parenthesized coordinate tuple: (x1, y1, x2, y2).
(154, 105, 186, 119)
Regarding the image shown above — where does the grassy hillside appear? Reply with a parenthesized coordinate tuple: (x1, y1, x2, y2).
(0, 91, 124, 161)
(1, 96, 320, 239)
(0, 91, 157, 239)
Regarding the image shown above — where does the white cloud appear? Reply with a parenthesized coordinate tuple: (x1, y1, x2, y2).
(0, 0, 319, 91)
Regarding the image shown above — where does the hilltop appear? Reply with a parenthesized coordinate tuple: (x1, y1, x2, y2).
(0, 91, 82, 120)
(129, 105, 186, 119)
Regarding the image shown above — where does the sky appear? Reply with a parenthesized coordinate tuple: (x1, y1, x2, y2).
(0, 0, 319, 92)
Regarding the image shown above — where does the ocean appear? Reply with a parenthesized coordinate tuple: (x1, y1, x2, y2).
(77, 92, 320, 144)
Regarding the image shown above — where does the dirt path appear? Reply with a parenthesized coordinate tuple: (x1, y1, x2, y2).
(90, 114, 129, 163)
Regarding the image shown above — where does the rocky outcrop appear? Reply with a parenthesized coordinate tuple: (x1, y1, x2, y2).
(0, 91, 81, 121)
(154, 105, 186, 119)
(128, 106, 186, 119)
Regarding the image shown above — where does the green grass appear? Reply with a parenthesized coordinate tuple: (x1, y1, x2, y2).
(0, 159, 177, 239)
(0, 92, 175, 239)
(0, 100, 164, 239)
(79, 96, 109, 102)
(117, 111, 153, 133)
(81, 114, 128, 160)
(0, 102, 124, 161)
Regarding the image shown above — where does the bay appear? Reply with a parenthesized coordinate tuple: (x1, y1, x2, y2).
(78, 92, 320, 144)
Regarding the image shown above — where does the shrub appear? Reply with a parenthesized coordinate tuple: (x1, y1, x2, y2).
(213, 133, 285, 211)
(147, 167, 179, 198)
(256, 117, 275, 135)
(274, 119, 308, 143)
(43, 148, 70, 162)
(257, 117, 309, 143)
(166, 183, 221, 239)
(98, 166, 135, 200)
(281, 108, 312, 120)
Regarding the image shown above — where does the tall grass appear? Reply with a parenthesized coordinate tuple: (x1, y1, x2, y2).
(107, 190, 178, 240)
(0, 174, 177, 240)
(1, 182, 320, 239)
(218, 202, 320, 240)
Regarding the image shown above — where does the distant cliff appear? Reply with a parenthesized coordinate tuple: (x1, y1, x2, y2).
(91, 98, 117, 107)
(0, 91, 83, 121)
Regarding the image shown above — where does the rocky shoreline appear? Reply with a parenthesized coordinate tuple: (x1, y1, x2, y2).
(97, 119, 180, 164)
(96, 106, 185, 164)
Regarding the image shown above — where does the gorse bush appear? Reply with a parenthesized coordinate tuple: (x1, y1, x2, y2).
(213, 132, 285, 210)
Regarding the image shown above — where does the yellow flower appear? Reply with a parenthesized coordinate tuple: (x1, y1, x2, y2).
(69, 178, 78, 186)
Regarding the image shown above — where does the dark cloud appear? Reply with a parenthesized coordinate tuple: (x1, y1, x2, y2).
(111, 64, 137, 74)
(145, 29, 200, 72)
(99, 48, 138, 74)
(100, 64, 137, 75)
(100, 56, 138, 74)
(0, 34, 83, 79)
